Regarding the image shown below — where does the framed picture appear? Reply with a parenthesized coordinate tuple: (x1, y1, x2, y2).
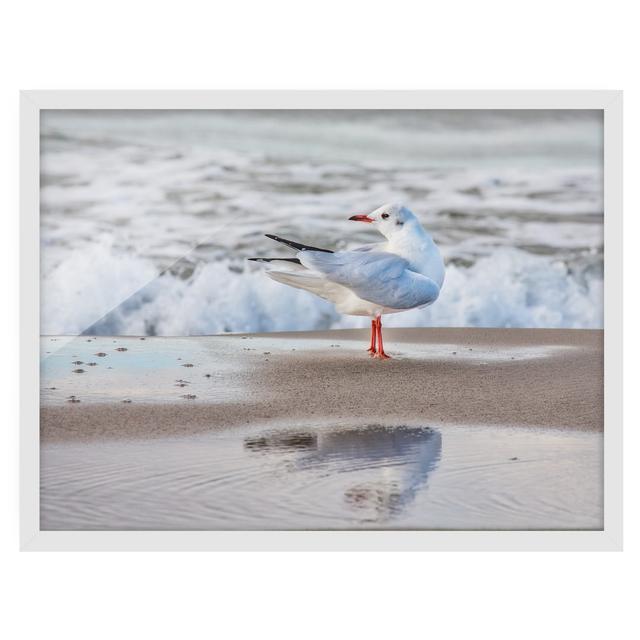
(21, 91, 622, 550)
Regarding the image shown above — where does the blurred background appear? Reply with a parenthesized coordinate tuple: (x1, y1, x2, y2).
(40, 109, 603, 336)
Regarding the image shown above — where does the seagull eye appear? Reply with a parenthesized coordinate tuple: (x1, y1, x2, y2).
(381, 213, 389, 219)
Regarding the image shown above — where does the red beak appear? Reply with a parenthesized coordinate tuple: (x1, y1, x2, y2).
(349, 214, 374, 223)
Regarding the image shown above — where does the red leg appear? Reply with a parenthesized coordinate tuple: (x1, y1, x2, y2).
(367, 319, 377, 354)
(374, 316, 391, 359)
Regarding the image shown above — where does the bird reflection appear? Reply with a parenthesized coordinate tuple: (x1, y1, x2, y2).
(244, 432, 318, 452)
(244, 425, 442, 523)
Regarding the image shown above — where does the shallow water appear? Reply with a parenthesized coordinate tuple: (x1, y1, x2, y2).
(40, 335, 248, 404)
(40, 423, 602, 531)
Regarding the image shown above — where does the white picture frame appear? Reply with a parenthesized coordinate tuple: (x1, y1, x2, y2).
(21, 90, 623, 551)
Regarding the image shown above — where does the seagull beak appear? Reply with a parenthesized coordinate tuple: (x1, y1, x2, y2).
(349, 214, 374, 223)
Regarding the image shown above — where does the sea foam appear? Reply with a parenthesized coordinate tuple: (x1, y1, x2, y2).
(41, 242, 602, 336)
(40, 109, 604, 335)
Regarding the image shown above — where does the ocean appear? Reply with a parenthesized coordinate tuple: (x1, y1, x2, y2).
(40, 109, 603, 335)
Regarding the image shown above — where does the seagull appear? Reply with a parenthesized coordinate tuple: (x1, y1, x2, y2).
(248, 203, 445, 359)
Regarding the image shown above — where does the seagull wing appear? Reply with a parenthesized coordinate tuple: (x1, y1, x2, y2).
(349, 241, 386, 253)
(299, 250, 440, 310)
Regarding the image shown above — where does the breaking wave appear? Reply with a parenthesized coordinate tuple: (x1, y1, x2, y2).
(41, 241, 602, 335)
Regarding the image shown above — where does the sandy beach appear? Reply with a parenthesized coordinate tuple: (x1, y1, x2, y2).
(41, 328, 603, 443)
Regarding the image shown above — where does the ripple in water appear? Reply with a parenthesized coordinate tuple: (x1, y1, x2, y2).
(40, 423, 602, 530)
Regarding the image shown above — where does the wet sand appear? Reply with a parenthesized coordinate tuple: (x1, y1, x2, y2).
(40, 328, 603, 442)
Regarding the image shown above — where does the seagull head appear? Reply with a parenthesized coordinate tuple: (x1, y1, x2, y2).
(349, 203, 418, 238)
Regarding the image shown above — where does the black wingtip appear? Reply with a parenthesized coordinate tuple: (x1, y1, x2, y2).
(248, 257, 302, 265)
(264, 233, 333, 254)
